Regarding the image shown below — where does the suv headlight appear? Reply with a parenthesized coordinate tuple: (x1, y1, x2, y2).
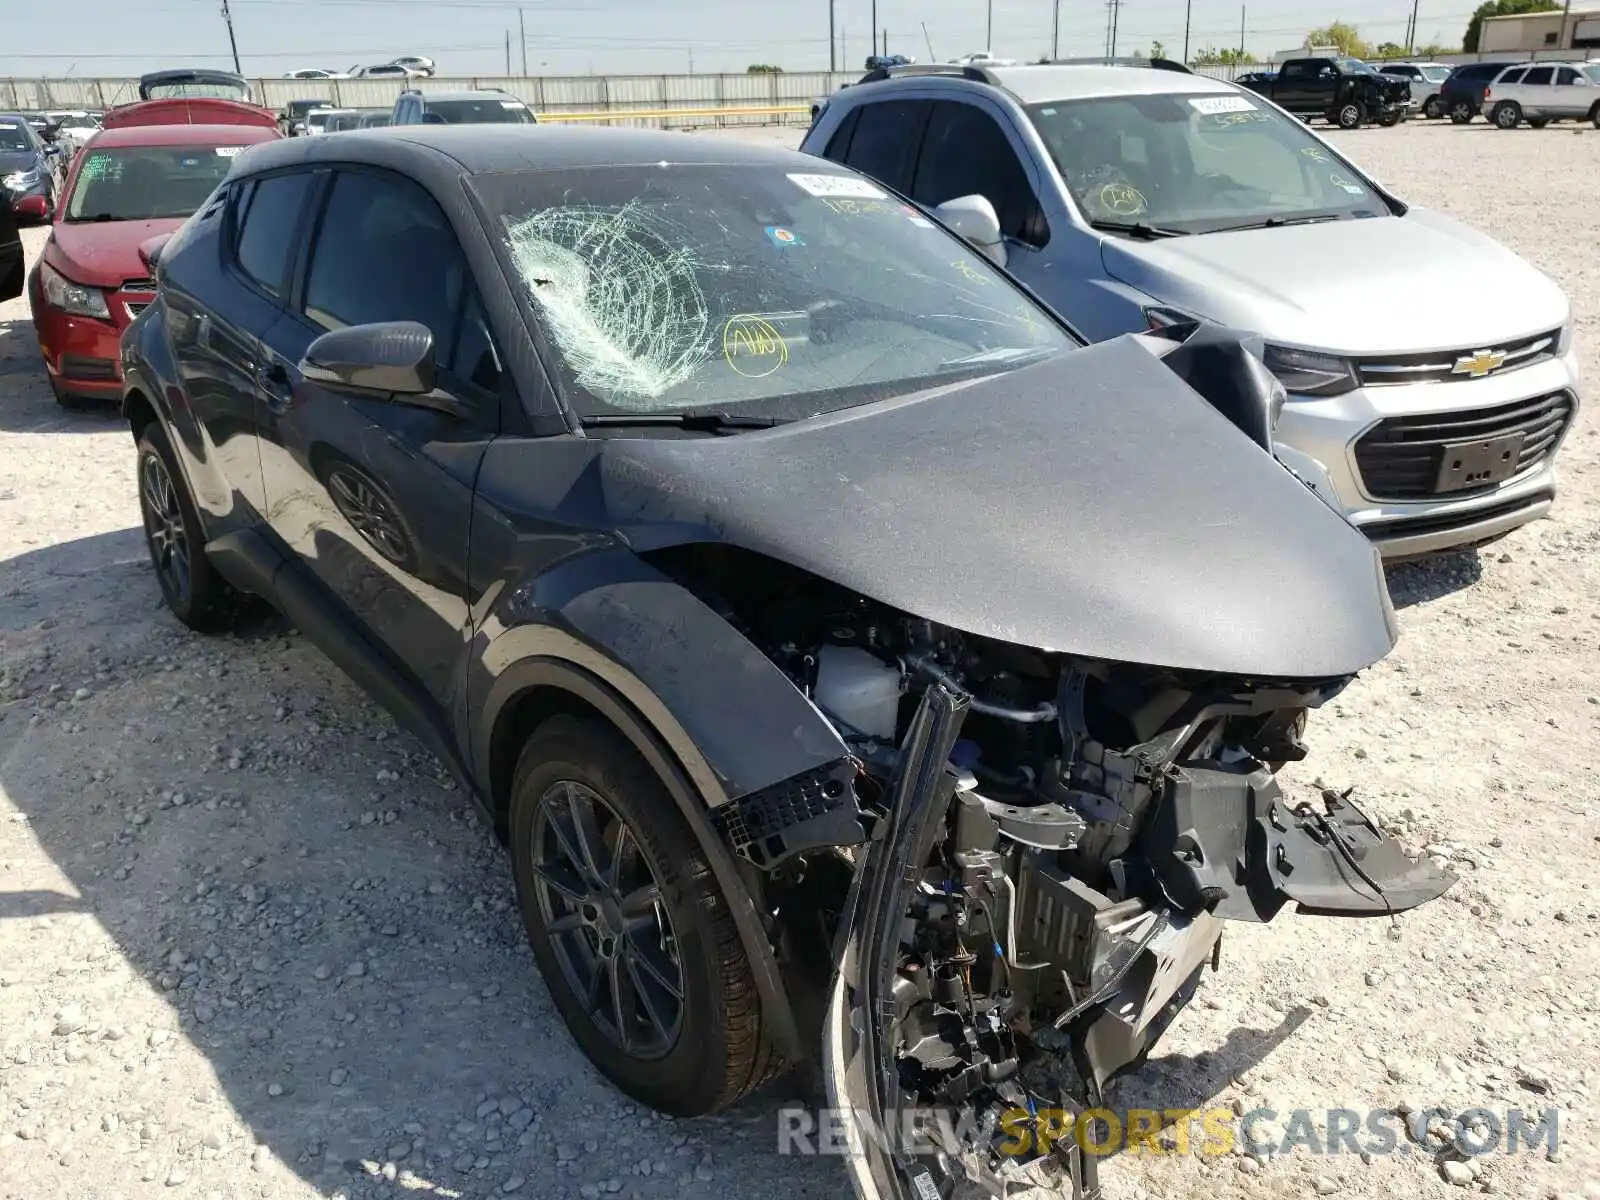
(4, 167, 42, 191)
(1262, 344, 1358, 397)
(40, 261, 111, 320)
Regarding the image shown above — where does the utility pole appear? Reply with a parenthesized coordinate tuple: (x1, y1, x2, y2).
(922, 20, 935, 61)
(1561, 0, 1573, 49)
(871, 0, 878, 57)
(1406, 0, 1419, 53)
(504, 30, 511, 75)
(518, 8, 527, 76)
(1111, 0, 1123, 57)
(1239, 4, 1246, 58)
(218, 0, 241, 75)
(829, 0, 837, 72)
(688, 46, 695, 73)
(1051, 0, 1061, 59)
(986, 0, 994, 50)
(1183, 0, 1192, 62)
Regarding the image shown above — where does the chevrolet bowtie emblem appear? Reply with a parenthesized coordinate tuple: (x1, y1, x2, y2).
(1452, 349, 1507, 378)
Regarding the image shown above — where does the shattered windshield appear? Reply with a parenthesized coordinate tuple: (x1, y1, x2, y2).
(473, 164, 1074, 417)
(1027, 93, 1390, 234)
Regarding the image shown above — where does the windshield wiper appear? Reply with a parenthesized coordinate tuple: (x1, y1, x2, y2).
(577, 411, 790, 434)
(1087, 218, 1189, 239)
(1211, 213, 1348, 233)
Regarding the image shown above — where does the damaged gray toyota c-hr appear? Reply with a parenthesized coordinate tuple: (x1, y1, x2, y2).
(117, 128, 1454, 1200)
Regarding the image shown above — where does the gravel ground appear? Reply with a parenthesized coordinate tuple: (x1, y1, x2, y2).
(1, 119, 1598, 1200)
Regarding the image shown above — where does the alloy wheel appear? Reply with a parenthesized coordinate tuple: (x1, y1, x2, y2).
(530, 780, 684, 1060)
(140, 451, 190, 603)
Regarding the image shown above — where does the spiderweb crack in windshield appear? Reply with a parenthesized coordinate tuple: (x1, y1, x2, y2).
(505, 202, 713, 406)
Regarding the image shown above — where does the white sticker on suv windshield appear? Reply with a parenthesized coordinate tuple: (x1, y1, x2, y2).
(787, 172, 888, 200)
(214, 146, 243, 157)
(500, 100, 527, 108)
(1188, 95, 1258, 114)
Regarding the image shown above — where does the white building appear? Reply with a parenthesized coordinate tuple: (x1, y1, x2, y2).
(1478, 8, 1600, 53)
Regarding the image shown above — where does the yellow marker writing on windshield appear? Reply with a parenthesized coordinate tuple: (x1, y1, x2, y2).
(722, 315, 789, 377)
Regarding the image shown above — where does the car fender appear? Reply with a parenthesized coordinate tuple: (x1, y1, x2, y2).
(470, 547, 850, 813)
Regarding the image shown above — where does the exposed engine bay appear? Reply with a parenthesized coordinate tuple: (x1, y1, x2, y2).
(652, 547, 1455, 1200)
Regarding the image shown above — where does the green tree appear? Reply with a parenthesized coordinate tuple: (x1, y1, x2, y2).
(1192, 46, 1253, 65)
(746, 64, 784, 73)
(1374, 41, 1407, 58)
(1306, 21, 1372, 57)
(1464, 0, 1559, 51)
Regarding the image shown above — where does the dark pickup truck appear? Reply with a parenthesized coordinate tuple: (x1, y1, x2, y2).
(1241, 56, 1411, 129)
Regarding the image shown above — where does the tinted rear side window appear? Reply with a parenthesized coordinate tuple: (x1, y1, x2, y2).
(1522, 66, 1554, 85)
(840, 99, 928, 192)
(234, 172, 314, 297)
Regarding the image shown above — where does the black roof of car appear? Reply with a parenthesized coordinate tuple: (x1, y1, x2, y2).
(236, 124, 811, 177)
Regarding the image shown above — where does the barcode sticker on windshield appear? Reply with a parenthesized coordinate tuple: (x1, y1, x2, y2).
(788, 173, 888, 200)
(1189, 95, 1258, 114)
(214, 146, 243, 157)
(500, 100, 527, 108)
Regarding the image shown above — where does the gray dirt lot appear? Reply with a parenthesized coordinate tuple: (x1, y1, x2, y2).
(1, 119, 1597, 1200)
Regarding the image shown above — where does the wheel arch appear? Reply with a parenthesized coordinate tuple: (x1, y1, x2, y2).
(482, 656, 809, 1074)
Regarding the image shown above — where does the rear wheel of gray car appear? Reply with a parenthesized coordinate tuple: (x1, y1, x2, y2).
(1492, 101, 1522, 129)
(1423, 95, 1444, 119)
(135, 422, 235, 632)
(508, 716, 775, 1117)
(1591, 102, 1600, 128)
(1334, 101, 1365, 129)
(1449, 100, 1474, 123)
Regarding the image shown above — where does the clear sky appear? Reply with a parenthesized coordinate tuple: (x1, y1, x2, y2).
(1, 0, 1478, 79)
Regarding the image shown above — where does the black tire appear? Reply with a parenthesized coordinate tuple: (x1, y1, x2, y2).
(1376, 109, 1402, 127)
(135, 421, 235, 632)
(1333, 101, 1365, 130)
(1449, 100, 1474, 124)
(1593, 103, 1600, 129)
(508, 716, 775, 1117)
(1527, 117, 1550, 129)
(1423, 95, 1444, 119)
(1492, 101, 1521, 129)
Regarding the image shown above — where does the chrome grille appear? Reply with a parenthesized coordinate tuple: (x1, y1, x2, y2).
(123, 300, 150, 320)
(1356, 329, 1561, 386)
(1354, 391, 1574, 500)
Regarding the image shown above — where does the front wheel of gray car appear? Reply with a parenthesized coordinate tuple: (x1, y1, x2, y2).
(508, 715, 777, 1117)
(1492, 101, 1522, 129)
(1334, 101, 1365, 129)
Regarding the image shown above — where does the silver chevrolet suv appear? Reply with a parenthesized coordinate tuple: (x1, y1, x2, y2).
(800, 60, 1581, 559)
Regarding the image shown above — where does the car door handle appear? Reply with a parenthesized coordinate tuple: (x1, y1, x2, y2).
(258, 361, 294, 412)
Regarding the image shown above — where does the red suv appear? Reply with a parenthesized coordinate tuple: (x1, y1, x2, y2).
(28, 121, 278, 407)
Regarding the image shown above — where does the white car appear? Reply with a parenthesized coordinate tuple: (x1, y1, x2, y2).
(387, 55, 436, 76)
(949, 51, 1017, 67)
(349, 63, 428, 79)
(302, 107, 356, 134)
(1378, 61, 1452, 118)
(1483, 61, 1600, 128)
(283, 67, 348, 79)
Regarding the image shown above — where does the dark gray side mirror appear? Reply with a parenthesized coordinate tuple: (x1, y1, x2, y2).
(301, 321, 436, 395)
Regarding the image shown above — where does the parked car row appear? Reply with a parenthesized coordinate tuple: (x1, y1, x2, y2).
(281, 88, 534, 135)
(8, 59, 1577, 1200)
(283, 55, 437, 80)
(1385, 57, 1600, 127)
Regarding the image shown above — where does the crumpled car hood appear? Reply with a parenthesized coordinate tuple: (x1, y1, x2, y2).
(592, 335, 1397, 679)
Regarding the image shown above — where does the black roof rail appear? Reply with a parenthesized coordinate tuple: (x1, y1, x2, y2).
(857, 63, 1000, 85)
(1042, 55, 1193, 73)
